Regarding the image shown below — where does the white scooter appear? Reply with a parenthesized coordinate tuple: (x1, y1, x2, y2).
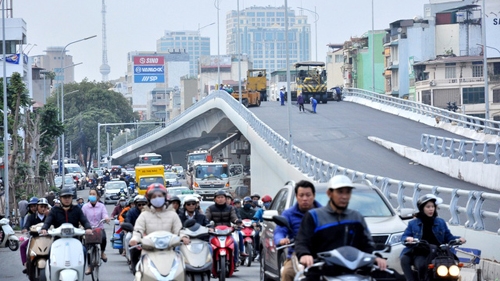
(180, 219, 212, 281)
(0, 217, 19, 251)
(45, 223, 86, 281)
(133, 230, 185, 281)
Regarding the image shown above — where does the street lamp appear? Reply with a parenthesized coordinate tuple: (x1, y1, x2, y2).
(285, 0, 293, 162)
(298, 6, 319, 61)
(198, 22, 215, 98)
(214, 0, 221, 87)
(40, 70, 51, 104)
(59, 35, 96, 177)
(237, 0, 242, 103)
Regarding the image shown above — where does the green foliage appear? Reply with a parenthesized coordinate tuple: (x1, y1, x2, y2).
(39, 104, 64, 155)
(39, 161, 51, 178)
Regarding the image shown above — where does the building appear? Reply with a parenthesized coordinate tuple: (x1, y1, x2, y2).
(35, 46, 77, 85)
(180, 76, 198, 113)
(325, 44, 344, 90)
(0, 18, 28, 81)
(269, 67, 298, 101)
(199, 54, 251, 97)
(157, 30, 210, 77)
(226, 6, 310, 73)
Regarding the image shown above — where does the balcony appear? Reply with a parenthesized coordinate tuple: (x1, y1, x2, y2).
(415, 76, 485, 88)
(490, 74, 500, 83)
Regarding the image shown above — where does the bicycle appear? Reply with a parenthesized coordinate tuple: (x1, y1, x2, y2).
(85, 219, 108, 281)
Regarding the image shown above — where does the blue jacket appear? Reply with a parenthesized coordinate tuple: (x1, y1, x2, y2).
(273, 200, 322, 258)
(401, 217, 458, 256)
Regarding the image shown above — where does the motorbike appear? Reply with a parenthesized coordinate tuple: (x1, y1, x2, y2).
(133, 230, 185, 281)
(0, 217, 19, 251)
(111, 218, 124, 254)
(239, 219, 256, 266)
(404, 238, 464, 281)
(25, 223, 53, 281)
(96, 185, 105, 197)
(45, 223, 86, 281)
(210, 225, 236, 281)
(179, 219, 212, 281)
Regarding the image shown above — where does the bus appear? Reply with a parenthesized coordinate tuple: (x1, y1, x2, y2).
(138, 153, 162, 166)
(293, 61, 328, 103)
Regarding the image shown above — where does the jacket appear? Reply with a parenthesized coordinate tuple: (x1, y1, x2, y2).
(111, 204, 124, 217)
(42, 205, 91, 230)
(178, 208, 209, 226)
(273, 201, 322, 258)
(131, 205, 183, 243)
(295, 203, 375, 260)
(205, 203, 239, 226)
(125, 206, 141, 226)
(239, 207, 256, 220)
(81, 201, 109, 229)
(23, 212, 46, 231)
(118, 206, 131, 223)
(401, 216, 458, 256)
(297, 95, 305, 105)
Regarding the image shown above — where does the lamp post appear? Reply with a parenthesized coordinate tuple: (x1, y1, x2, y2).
(237, 0, 242, 103)
(371, 0, 375, 92)
(198, 22, 215, 98)
(481, 0, 489, 120)
(59, 35, 96, 178)
(2, 0, 10, 218)
(40, 70, 50, 104)
(214, 0, 221, 87)
(298, 6, 319, 61)
(285, 0, 293, 162)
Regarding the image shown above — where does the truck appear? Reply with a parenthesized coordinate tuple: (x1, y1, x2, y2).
(188, 160, 243, 200)
(134, 165, 165, 195)
(246, 69, 267, 101)
(293, 61, 328, 103)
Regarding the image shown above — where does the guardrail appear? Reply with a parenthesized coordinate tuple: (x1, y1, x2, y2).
(420, 134, 500, 165)
(344, 88, 500, 136)
(112, 90, 500, 233)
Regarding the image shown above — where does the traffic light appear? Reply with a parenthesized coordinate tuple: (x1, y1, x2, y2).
(65, 146, 69, 158)
(162, 118, 166, 128)
(106, 126, 111, 133)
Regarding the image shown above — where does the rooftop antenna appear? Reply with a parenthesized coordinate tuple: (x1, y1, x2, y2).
(100, 0, 110, 81)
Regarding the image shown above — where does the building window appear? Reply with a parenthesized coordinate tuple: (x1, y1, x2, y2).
(493, 89, 500, 103)
(462, 87, 485, 104)
(445, 66, 456, 79)
(472, 65, 483, 77)
(335, 54, 343, 63)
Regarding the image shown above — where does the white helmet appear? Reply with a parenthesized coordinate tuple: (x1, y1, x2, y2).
(184, 195, 199, 205)
(327, 175, 355, 190)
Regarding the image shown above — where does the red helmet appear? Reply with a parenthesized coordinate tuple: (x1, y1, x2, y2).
(262, 195, 272, 203)
(146, 183, 167, 199)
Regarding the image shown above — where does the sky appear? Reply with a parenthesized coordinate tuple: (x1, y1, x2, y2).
(16, 0, 428, 82)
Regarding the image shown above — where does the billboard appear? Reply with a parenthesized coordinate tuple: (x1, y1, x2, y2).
(134, 56, 165, 83)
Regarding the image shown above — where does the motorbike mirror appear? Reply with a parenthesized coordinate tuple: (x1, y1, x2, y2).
(121, 222, 134, 232)
(374, 243, 391, 253)
(184, 219, 197, 229)
(272, 215, 291, 231)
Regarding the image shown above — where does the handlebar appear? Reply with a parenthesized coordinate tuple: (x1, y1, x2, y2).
(276, 242, 295, 251)
(92, 218, 109, 229)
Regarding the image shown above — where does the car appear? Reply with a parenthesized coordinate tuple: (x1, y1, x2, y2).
(64, 164, 86, 190)
(164, 172, 181, 187)
(171, 165, 185, 179)
(54, 175, 77, 198)
(103, 180, 128, 204)
(260, 180, 414, 280)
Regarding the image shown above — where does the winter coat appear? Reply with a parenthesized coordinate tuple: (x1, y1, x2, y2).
(131, 205, 183, 243)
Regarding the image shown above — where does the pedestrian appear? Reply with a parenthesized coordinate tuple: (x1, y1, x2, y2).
(280, 87, 286, 106)
(310, 97, 318, 113)
(297, 94, 305, 112)
(18, 196, 29, 228)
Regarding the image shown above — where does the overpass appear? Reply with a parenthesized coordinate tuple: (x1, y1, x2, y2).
(110, 90, 500, 274)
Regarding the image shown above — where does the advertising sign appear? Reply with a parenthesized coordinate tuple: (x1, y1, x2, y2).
(134, 55, 165, 83)
(134, 75, 164, 83)
(133, 56, 164, 65)
(134, 65, 164, 74)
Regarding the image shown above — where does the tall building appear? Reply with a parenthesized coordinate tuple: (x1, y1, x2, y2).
(226, 6, 310, 73)
(36, 46, 76, 84)
(156, 30, 211, 77)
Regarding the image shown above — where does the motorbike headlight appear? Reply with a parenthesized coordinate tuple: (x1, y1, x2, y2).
(449, 265, 460, 277)
(387, 232, 403, 245)
(436, 265, 448, 276)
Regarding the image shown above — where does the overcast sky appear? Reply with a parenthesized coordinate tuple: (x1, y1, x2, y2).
(16, 0, 428, 82)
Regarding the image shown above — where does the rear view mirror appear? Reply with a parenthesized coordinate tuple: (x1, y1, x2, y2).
(272, 215, 292, 232)
(121, 222, 134, 232)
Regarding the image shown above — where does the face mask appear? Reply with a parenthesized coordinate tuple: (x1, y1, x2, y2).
(150, 197, 165, 208)
(89, 196, 97, 203)
(244, 203, 252, 210)
(263, 202, 271, 209)
(253, 200, 259, 206)
(120, 201, 126, 207)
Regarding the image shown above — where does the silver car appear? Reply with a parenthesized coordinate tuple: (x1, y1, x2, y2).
(104, 180, 128, 204)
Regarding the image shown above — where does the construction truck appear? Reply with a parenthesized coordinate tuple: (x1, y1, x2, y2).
(246, 69, 268, 101)
(188, 160, 243, 200)
(135, 165, 165, 195)
(293, 61, 328, 103)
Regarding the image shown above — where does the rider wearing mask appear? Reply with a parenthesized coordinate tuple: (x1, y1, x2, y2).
(20, 198, 49, 273)
(125, 195, 147, 226)
(400, 194, 466, 281)
(129, 184, 189, 273)
(239, 197, 256, 220)
(111, 197, 126, 218)
(81, 189, 110, 274)
(295, 175, 387, 280)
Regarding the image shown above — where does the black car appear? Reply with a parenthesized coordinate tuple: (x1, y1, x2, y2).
(54, 175, 78, 198)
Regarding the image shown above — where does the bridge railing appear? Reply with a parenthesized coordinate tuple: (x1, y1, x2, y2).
(344, 88, 500, 135)
(420, 134, 500, 165)
(113, 91, 500, 233)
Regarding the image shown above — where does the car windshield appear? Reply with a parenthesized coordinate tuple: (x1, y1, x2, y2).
(195, 164, 228, 179)
(167, 187, 190, 196)
(139, 177, 164, 189)
(64, 176, 74, 184)
(172, 166, 183, 173)
(106, 182, 126, 190)
(66, 166, 83, 173)
(164, 172, 177, 179)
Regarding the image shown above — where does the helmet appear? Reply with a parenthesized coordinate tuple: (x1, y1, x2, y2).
(53, 199, 61, 205)
(146, 183, 167, 199)
(243, 196, 252, 203)
(250, 193, 260, 199)
(184, 195, 198, 205)
(118, 196, 126, 201)
(233, 198, 241, 204)
(225, 192, 233, 199)
(127, 198, 135, 206)
(168, 195, 181, 203)
(134, 195, 148, 204)
(77, 197, 84, 201)
(417, 194, 443, 210)
(28, 197, 39, 205)
(59, 188, 74, 197)
(262, 195, 272, 203)
(214, 190, 227, 198)
(37, 198, 49, 206)
(327, 175, 355, 190)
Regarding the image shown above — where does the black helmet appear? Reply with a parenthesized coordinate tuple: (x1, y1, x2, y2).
(417, 194, 443, 210)
(59, 188, 74, 197)
(250, 193, 261, 199)
(233, 198, 241, 204)
(168, 195, 181, 203)
(214, 190, 227, 198)
(225, 192, 233, 199)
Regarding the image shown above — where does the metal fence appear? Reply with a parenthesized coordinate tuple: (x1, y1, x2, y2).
(420, 134, 500, 165)
(112, 90, 500, 233)
(344, 88, 500, 136)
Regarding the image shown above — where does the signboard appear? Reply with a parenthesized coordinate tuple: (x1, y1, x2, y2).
(133, 55, 165, 83)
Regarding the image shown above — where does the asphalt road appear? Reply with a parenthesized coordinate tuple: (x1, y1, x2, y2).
(0, 188, 261, 281)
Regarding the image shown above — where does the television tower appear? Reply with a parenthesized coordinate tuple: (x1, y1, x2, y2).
(99, 0, 110, 81)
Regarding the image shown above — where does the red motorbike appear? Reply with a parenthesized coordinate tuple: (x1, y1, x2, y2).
(210, 225, 236, 281)
(239, 219, 256, 266)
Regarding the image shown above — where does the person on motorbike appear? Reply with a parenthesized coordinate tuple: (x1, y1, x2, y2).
(168, 195, 181, 214)
(24, 197, 39, 225)
(111, 197, 126, 218)
(239, 197, 257, 259)
(125, 195, 147, 226)
(129, 184, 189, 273)
(118, 198, 135, 224)
(179, 195, 209, 226)
(250, 193, 261, 211)
(275, 180, 321, 281)
(20, 198, 49, 273)
(76, 197, 84, 208)
(233, 198, 242, 219)
(205, 190, 245, 266)
(226, 192, 233, 206)
(81, 188, 111, 274)
(400, 194, 466, 281)
(295, 175, 387, 280)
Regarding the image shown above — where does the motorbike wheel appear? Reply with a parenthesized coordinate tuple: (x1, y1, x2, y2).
(245, 243, 253, 267)
(218, 258, 226, 281)
(8, 239, 19, 251)
(119, 248, 123, 255)
(193, 274, 203, 281)
(36, 268, 46, 281)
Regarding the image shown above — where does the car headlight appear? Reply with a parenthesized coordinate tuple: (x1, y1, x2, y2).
(387, 232, 403, 245)
(448, 265, 460, 277)
(436, 265, 448, 276)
